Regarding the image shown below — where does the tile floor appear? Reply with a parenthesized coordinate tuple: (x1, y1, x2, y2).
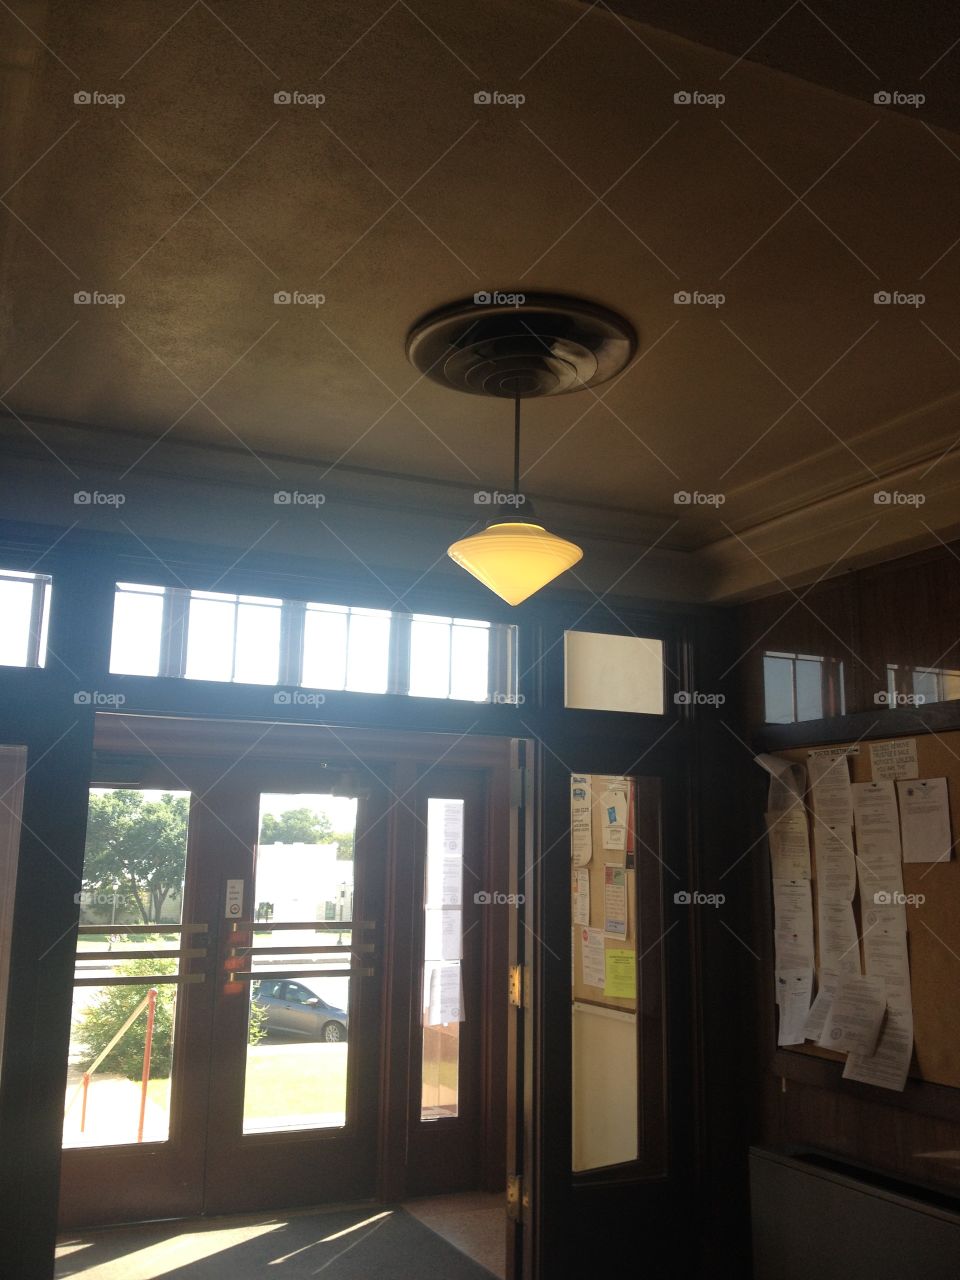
(404, 1191, 506, 1278)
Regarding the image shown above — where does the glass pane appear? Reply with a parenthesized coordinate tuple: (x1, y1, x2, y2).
(302, 607, 348, 690)
(913, 668, 940, 706)
(63, 789, 190, 1149)
(564, 631, 664, 714)
(0, 572, 50, 668)
(450, 623, 490, 702)
(234, 601, 281, 685)
(570, 774, 655, 1173)
(795, 658, 824, 721)
(243, 792, 358, 1134)
(0, 579, 33, 666)
(763, 655, 795, 723)
(409, 618, 452, 699)
(185, 596, 236, 681)
(110, 589, 164, 676)
(421, 798, 464, 1120)
(346, 609, 390, 693)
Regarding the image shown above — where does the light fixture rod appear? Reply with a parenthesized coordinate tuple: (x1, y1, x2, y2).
(513, 392, 521, 497)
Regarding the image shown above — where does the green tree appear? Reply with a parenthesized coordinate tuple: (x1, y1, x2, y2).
(334, 831, 354, 861)
(75, 958, 265, 1080)
(248, 993, 267, 1046)
(259, 808, 334, 844)
(82, 791, 188, 925)
(74, 957, 177, 1080)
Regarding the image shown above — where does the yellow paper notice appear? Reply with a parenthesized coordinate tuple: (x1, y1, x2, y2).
(604, 948, 636, 998)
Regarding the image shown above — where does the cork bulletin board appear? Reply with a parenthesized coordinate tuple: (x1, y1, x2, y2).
(571, 774, 637, 1014)
(773, 731, 960, 1089)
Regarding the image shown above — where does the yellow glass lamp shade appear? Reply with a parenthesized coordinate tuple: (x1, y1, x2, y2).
(448, 521, 583, 606)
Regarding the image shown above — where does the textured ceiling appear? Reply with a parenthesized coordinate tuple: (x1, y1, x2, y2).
(1, 0, 959, 590)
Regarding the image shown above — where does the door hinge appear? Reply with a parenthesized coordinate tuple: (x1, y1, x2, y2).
(508, 963, 523, 1008)
(506, 1173, 526, 1223)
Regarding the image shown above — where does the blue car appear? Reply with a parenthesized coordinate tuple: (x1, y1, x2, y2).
(252, 978, 348, 1042)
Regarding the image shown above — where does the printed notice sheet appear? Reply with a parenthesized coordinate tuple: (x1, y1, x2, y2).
(424, 907, 462, 961)
(580, 926, 605, 987)
(756, 753, 806, 813)
(817, 898, 861, 975)
(571, 776, 592, 866)
(813, 824, 857, 901)
(870, 738, 919, 782)
(818, 974, 886, 1055)
(776, 968, 814, 1045)
(603, 864, 628, 938)
(803, 971, 839, 1040)
(599, 781, 628, 853)
(851, 781, 904, 898)
(807, 754, 853, 829)
(843, 909, 913, 1091)
(773, 879, 814, 972)
(573, 867, 590, 926)
(897, 777, 953, 863)
(766, 807, 811, 881)
(423, 961, 464, 1025)
(605, 948, 636, 999)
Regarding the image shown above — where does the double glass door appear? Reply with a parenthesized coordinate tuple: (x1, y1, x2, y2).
(58, 718, 509, 1230)
(59, 749, 389, 1226)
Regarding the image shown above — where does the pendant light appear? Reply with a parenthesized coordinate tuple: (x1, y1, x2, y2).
(406, 292, 638, 606)
(447, 394, 583, 605)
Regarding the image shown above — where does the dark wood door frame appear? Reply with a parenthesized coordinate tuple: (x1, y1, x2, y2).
(59, 714, 517, 1227)
(376, 760, 513, 1203)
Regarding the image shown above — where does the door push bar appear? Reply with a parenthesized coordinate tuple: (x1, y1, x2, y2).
(222, 918, 376, 984)
(73, 922, 209, 986)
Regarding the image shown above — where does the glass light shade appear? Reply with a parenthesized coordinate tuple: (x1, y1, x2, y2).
(447, 521, 583, 606)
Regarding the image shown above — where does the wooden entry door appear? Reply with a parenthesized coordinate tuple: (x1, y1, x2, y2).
(58, 716, 513, 1229)
(59, 747, 390, 1226)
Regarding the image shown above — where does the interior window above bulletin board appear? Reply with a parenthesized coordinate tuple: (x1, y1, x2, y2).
(758, 732, 960, 1096)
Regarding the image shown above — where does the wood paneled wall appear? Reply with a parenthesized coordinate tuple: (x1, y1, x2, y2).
(739, 542, 960, 728)
(737, 541, 960, 1198)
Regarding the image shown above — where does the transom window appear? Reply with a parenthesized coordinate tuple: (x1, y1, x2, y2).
(109, 583, 516, 704)
(0, 569, 52, 668)
(762, 651, 844, 723)
(886, 663, 960, 707)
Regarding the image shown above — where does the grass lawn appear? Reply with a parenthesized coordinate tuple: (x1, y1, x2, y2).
(242, 1043, 348, 1122)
